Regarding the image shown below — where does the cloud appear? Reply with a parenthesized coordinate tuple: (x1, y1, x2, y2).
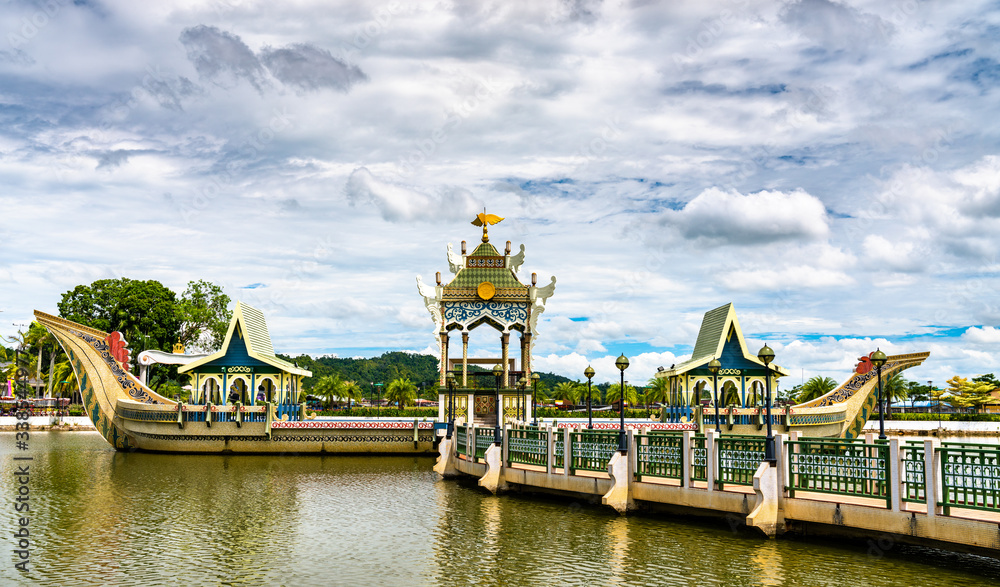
(656, 187, 831, 246)
(781, 0, 892, 50)
(179, 25, 268, 91)
(963, 326, 1000, 344)
(260, 44, 367, 92)
(344, 167, 482, 223)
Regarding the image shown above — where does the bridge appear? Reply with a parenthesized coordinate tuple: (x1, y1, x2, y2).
(435, 424, 1000, 557)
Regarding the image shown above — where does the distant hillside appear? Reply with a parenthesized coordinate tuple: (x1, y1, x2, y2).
(279, 351, 573, 392)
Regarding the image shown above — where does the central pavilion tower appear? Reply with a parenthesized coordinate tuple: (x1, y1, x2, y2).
(417, 211, 556, 426)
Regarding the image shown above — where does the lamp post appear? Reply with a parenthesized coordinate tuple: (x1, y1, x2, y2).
(757, 344, 776, 464)
(531, 372, 540, 427)
(584, 365, 595, 430)
(518, 376, 528, 422)
(708, 357, 721, 433)
(615, 354, 629, 454)
(492, 363, 503, 446)
(445, 372, 456, 439)
(871, 348, 887, 440)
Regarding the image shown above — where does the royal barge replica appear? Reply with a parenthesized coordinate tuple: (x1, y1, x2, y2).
(33, 305, 436, 454)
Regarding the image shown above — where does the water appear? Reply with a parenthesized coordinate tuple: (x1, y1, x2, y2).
(2, 432, 1000, 586)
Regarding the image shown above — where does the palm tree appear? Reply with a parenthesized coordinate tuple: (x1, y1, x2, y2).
(552, 381, 580, 407)
(882, 374, 908, 415)
(796, 376, 838, 403)
(341, 380, 362, 410)
(312, 375, 344, 409)
(385, 377, 418, 409)
(605, 383, 637, 409)
(646, 377, 670, 407)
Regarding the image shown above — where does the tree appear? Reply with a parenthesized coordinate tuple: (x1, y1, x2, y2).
(341, 380, 363, 409)
(605, 383, 637, 408)
(57, 278, 180, 353)
(646, 377, 670, 406)
(552, 381, 580, 406)
(176, 280, 232, 352)
(385, 377, 417, 408)
(948, 375, 995, 413)
(796, 376, 838, 403)
(312, 375, 344, 409)
(882, 374, 908, 414)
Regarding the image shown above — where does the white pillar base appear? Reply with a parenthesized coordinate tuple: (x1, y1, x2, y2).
(433, 436, 459, 478)
(478, 443, 507, 494)
(602, 451, 633, 514)
(746, 461, 784, 537)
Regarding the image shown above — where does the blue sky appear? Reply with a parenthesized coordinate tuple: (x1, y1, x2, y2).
(1, 0, 998, 385)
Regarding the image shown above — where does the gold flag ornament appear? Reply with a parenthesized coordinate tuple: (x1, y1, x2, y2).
(472, 210, 504, 242)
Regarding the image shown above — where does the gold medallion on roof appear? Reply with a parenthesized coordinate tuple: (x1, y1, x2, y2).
(477, 281, 496, 300)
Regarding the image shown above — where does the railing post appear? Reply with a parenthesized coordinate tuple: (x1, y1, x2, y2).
(682, 430, 692, 488)
(470, 423, 477, 460)
(628, 428, 637, 480)
(546, 425, 554, 474)
(889, 438, 901, 512)
(775, 433, 788, 500)
(502, 424, 510, 467)
(563, 426, 571, 476)
(925, 438, 940, 517)
(706, 429, 717, 492)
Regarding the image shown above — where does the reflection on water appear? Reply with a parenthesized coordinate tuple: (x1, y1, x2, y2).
(3, 432, 1000, 586)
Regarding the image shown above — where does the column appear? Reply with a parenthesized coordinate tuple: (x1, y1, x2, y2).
(522, 332, 532, 378)
(501, 332, 510, 387)
(440, 330, 449, 386)
(462, 331, 469, 387)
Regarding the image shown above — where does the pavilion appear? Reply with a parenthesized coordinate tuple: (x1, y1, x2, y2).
(656, 303, 788, 408)
(418, 212, 555, 425)
(178, 302, 311, 406)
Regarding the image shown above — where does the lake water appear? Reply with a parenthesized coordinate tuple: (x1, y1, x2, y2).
(2, 432, 1000, 586)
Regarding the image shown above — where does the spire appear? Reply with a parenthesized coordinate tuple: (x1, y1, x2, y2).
(471, 208, 504, 243)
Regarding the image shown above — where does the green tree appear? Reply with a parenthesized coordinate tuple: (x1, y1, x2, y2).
(646, 377, 670, 406)
(882, 374, 908, 414)
(312, 375, 344, 409)
(57, 278, 180, 353)
(552, 381, 580, 406)
(176, 280, 232, 351)
(385, 377, 418, 408)
(341, 380, 363, 409)
(606, 383, 638, 408)
(796, 376, 838, 403)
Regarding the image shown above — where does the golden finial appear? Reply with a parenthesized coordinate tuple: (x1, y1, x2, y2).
(172, 339, 185, 354)
(471, 208, 504, 242)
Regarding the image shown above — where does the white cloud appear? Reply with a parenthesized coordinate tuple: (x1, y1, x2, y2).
(963, 326, 1000, 345)
(345, 167, 482, 223)
(657, 187, 830, 246)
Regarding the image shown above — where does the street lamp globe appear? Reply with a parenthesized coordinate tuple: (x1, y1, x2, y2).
(615, 354, 630, 372)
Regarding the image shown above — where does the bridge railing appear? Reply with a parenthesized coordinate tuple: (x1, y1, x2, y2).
(455, 424, 468, 456)
(940, 445, 1000, 515)
(475, 427, 495, 461)
(507, 427, 548, 467)
(690, 434, 708, 483)
(901, 441, 926, 504)
(787, 438, 891, 507)
(717, 435, 768, 487)
(635, 432, 683, 481)
(569, 431, 619, 474)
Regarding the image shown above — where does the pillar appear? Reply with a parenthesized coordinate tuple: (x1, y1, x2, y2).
(522, 332, 532, 378)
(462, 331, 469, 387)
(501, 332, 510, 387)
(440, 330, 449, 386)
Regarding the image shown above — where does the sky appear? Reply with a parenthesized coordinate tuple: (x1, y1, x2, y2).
(1, 0, 998, 387)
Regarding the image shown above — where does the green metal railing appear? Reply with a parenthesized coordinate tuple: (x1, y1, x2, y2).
(455, 425, 468, 456)
(554, 432, 565, 470)
(508, 427, 548, 467)
(940, 446, 1000, 514)
(787, 439, 890, 506)
(475, 427, 495, 460)
(717, 435, 767, 487)
(900, 441, 926, 504)
(635, 432, 683, 481)
(690, 434, 708, 483)
(569, 430, 619, 474)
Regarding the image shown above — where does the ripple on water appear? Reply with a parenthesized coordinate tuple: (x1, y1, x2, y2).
(3, 433, 1000, 586)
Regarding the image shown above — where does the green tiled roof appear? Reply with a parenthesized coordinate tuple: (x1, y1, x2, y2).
(691, 303, 731, 360)
(445, 267, 526, 289)
(472, 242, 500, 256)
